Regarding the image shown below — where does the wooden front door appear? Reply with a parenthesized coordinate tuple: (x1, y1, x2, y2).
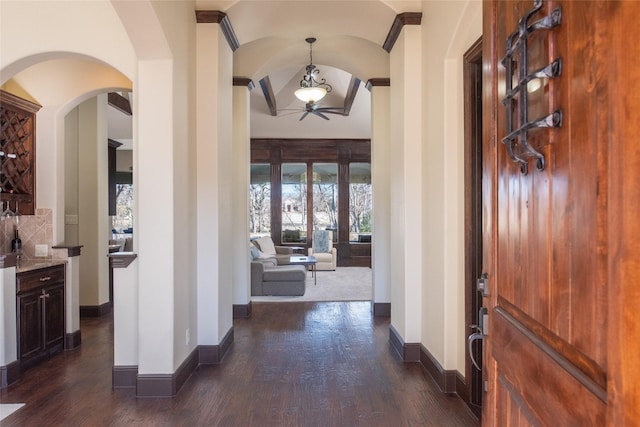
(483, 0, 640, 424)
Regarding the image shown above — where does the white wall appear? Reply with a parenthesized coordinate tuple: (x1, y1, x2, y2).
(371, 85, 391, 304)
(389, 24, 424, 344)
(232, 85, 251, 306)
(419, 0, 482, 374)
(196, 19, 234, 347)
(75, 95, 110, 307)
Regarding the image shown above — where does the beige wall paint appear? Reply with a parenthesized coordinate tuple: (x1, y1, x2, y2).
(116, 150, 133, 172)
(389, 23, 424, 343)
(419, 0, 482, 374)
(76, 95, 110, 307)
(232, 85, 251, 305)
(196, 20, 234, 347)
(371, 85, 391, 304)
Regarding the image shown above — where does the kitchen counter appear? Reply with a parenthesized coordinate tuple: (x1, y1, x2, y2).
(16, 259, 67, 274)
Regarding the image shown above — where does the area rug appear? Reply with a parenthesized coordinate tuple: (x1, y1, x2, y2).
(252, 266, 372, 302)
(0, 404, 25, 421)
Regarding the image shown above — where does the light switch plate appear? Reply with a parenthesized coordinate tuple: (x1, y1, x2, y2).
(65, 214, 78, 225)
(35, 244, 48, 257)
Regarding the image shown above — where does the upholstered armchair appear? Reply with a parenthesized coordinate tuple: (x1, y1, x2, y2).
(308, 230, 337, 271)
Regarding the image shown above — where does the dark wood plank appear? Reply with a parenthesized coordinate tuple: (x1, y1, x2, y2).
(0, 303, 478, 426)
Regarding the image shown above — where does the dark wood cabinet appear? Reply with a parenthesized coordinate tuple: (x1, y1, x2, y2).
(0, 90, 41, 215)
(16, 264, 65, 370)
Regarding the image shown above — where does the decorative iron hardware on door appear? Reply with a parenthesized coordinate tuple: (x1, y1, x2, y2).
(501, 0, 562, 175)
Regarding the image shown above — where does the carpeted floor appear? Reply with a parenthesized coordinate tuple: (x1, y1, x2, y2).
(251, 266, 372, 302)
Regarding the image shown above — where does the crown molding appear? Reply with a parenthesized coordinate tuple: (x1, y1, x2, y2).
(233, 77, 255, 91)
(383, 12, 423, 53)
(195, 10, 240, 52)
(365, 78, 391, 91)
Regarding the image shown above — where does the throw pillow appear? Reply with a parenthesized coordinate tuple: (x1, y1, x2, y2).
(313, 230, 331, 253)
(255, 236, 276, 255)
(250, 246, 260, 260)
(257, 250, 272, 259)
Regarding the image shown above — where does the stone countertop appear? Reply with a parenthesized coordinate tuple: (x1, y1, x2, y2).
(16, 258, 67, 274)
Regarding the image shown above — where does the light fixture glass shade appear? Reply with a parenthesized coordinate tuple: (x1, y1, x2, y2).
(294, 86, 327, 103)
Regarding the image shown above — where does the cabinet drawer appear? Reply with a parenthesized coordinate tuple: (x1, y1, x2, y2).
(17, 265, 65, 294)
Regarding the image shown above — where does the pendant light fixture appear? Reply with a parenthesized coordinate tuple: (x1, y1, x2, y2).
(294, 37, 333, 103)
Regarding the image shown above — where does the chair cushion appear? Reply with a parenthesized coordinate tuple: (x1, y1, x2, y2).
(255, 236, 276, 255)
(262, 266, 306, 282)
(313, 252, 334, 262)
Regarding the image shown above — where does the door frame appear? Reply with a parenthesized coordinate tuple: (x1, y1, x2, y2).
(463, 36, 483, 416)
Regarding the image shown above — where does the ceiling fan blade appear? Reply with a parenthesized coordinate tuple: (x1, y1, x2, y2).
(314, 107, 343, 112)
(299, 111, 310, 121)
(317, 110, 345, 115)
(313, 111, 331, 120)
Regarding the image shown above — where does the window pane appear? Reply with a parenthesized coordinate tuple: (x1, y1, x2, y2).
(312, 163, 338, 241)
(281, 163, 307, 243)
(349, 163, 372, 243)
(249, 164, 271, 238)
(112, 184, 133, 234)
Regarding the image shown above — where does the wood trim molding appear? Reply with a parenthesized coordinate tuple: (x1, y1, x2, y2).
(259, 76, 278, 116)
(383, 12, 423, 52)
(365, 78, 391, 91)
(0, 89, 41, 112)
(137, 347, 199, 397)
(389, 325, 420, 362)
(195, 10, 240, 52)
(113, 365, 138, 388)
(65, 330, 82, 350)
(52, 244, 83, 257)
(199, 326, 234, 364)
(233, 77, 255, 91)
(107, 92, 131, 116)
(373, 302, 391, 317)
(109, 252, 138, 269)
(420, 344, 458, 394)
(107, 138, 123, 149)
(233, 302, 252, 318)
(136, 374, 174, 397)
(80, 303, 112, 318)
(0, 360, 20, 388)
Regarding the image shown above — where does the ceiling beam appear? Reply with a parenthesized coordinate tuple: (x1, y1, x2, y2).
(108, 92, 132, 116)
(343, 76, 361, 116)
(259, 76, 278, 116)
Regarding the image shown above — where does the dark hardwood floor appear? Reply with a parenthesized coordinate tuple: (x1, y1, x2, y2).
(1, 302, 479, 426)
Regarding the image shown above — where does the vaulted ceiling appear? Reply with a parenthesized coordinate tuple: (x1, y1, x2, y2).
(109, 1, 419, 146)
(200, 0, 417, 139)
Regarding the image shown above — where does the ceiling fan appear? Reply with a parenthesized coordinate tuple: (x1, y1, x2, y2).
(299, 101, 345, 121)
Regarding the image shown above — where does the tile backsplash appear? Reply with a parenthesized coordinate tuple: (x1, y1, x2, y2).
(2, 208, 54, 261)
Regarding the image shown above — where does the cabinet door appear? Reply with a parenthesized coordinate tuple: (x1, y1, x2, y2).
(17, 291, 44, 360)
(44, 284, 65, 348)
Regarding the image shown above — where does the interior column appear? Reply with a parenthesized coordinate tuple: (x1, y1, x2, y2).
(231, 78, 252, 316)
(195, 17, 234, 360)
(388, 20, 424, 354)
(369, 80, 391, 316)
